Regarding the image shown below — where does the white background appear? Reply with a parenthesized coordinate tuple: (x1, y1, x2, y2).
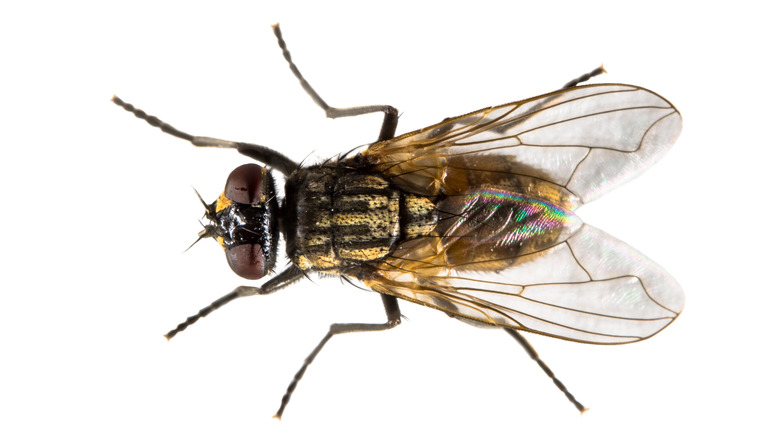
(1, 1, 777, 437)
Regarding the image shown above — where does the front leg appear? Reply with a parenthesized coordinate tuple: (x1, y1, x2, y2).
(164, 266, 305, 340)
(111, 96, 299, 175)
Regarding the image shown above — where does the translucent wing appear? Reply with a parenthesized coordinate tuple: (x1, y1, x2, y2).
(358, 83, 683, 343)
(362, 84, 682, 209)
(364, 224, 683, 344)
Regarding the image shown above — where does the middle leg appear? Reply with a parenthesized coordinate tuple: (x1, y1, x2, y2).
(272, 24, 399, 142)
(274, 294, 402, 419)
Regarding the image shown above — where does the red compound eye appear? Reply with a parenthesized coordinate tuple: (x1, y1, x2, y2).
(224, 164, 266, 205)
(225, 244, 267, 279)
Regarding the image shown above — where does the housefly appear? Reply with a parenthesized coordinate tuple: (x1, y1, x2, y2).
(112, 24, 684, 418)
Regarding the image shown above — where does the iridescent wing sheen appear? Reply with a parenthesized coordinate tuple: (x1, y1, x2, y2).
(364, 225, 683, 344)
(362, 84, 682, 209)
(358, 83, 683, 344)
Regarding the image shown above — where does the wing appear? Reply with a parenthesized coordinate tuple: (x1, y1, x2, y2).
(362, 84, 682, 209)
(363, 224, 684, 344)
(358, 83, 683, 343)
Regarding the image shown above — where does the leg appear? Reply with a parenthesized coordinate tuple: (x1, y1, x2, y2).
(274, 294, 402, 419)
(561, 65, 606, 90)
(491, 65, 607, 135)
(165, 266, 305, 340)
(504, 329, 587, 413)
(111, 96, 299, 176)
(272, 24, 399, 142)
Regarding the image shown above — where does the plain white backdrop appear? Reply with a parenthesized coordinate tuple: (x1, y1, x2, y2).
(1, 1, 777, 437)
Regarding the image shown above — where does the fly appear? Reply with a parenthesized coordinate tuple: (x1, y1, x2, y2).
(112, 24, 684, 419)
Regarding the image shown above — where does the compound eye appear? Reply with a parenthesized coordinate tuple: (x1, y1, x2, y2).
(225, 244, 267, 280)
(225, 164, 266, 205)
